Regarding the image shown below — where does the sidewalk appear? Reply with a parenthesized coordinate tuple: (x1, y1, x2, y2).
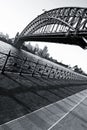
(0, 71, 87, 128)
(0, 89, 87, 130)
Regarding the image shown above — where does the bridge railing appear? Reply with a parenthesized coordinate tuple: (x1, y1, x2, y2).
(0, 50, 87, 83)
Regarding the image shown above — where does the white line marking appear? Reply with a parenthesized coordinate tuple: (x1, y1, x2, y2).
(0, 94, 68, 126)
(0, 89, 87, 126)
(48, 94, 87, 130)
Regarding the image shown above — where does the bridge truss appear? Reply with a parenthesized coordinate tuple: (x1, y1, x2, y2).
(15, 7, 87, 49)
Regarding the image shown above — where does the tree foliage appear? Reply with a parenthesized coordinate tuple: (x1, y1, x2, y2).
(22, 42, 87, 76)
(0, 32, 12, 44)
(22, 43, 50, 59)
(73, 65, 87, 76)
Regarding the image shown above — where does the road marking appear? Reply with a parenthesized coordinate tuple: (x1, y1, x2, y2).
(0, 89, 87, 127)
(48, 94, 87, 130)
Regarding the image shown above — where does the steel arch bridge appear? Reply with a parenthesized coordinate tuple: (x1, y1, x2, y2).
(15, 7, 87, 49)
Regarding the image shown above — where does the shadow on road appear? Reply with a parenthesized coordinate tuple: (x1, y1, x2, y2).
(0, 72, 87, 125)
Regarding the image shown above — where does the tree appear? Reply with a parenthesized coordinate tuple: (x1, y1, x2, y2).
(73, 65, 83, 74)
(0, 32, 9, 40)
(41, 46, 48, 58)
(33, 44, 39, 54)
(37, 48, 43, 56)
(0, 32, 12, 44)
(5, 33, 9, 40)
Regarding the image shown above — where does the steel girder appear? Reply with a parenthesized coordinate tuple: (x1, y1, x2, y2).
(20, 7, 87, 36)
(15, 7, 87, 49)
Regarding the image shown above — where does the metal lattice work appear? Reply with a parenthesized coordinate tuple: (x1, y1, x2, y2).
(0, 51, 87, 82)
(15, 7, 87, 49)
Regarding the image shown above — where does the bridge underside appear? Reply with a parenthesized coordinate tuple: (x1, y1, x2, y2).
(15, 33, 87, 49)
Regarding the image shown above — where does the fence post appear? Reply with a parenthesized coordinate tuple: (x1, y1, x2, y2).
(47, 66, 53, 78)
(19, 57, 27, 75)
(1, 50, 11, 74)
(40, 64, 47, 77)
(31, 60, 39, 76)
(53, 68, 58, 79)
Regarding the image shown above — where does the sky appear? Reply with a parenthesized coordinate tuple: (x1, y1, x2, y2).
(0, 0, 87, 72)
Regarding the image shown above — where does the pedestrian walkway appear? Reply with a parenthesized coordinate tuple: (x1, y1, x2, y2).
(0, 71, 87, 126)
(0, 89, 87, 130)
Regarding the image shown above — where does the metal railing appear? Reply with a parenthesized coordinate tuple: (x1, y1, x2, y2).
(0, 51, 57, 79)
(0, 50, 87, 82)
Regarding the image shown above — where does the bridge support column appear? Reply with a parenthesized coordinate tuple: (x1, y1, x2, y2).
(14, 38, 24, 49)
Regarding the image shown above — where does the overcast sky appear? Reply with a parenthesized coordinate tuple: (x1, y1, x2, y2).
(0, 0, 87, 72)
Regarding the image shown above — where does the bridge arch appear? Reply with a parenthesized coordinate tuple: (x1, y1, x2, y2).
(15, 7, 87, 49)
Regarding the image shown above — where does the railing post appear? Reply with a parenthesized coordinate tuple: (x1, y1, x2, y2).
(40, 64, 47, 77)
(47, 66, 53, 78)
(1, 50, 11, 74)
(53, 68, 58, 79)
(31, 60, 39, 76)
(19, 57, 27, 75)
